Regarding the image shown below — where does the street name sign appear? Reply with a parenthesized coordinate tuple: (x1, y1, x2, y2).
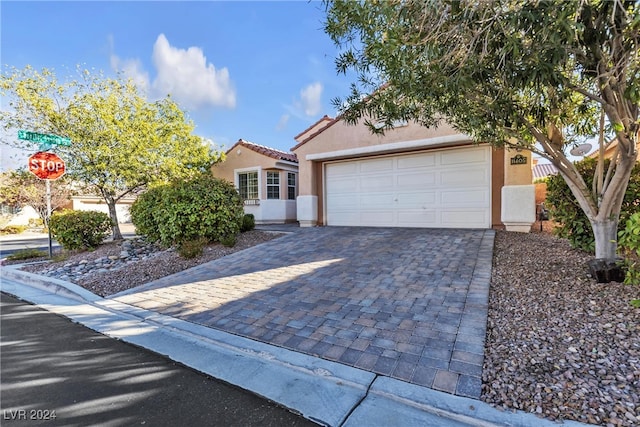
(18, 130, 71, 151)
(28, 152, 66, 180)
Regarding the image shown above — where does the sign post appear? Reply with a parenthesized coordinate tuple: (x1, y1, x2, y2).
(19, 130, 71, 257)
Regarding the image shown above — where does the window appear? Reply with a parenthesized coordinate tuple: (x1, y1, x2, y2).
(238, 171, 258, 200)
(267, 171, 280, 199)
(287, 172, 296, 200)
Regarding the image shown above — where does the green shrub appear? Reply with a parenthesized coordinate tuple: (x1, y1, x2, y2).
(131, 174, 244, 248)
(240, 213, 255, 232)
(0, 225, 27, 235)
(219, 234, 237, 247)
(49, 210, 112, 250)
(129, 186, 164, 243)
(546, 158, 640, 253)
(177, 236, 209, 259)
(619, 212, 640, 287)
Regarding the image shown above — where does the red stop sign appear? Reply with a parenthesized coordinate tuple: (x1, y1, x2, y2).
(28, 152, 66, 180)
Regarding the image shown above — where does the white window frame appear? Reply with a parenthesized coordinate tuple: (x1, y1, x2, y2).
(266, 171, 280, 200)
(237, 169, 259, 200)
(287, 172, 296, 200)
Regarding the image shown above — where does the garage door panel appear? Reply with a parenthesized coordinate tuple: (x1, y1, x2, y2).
(440, 147, 488, 165)
(326, 176, 357, 192)
(325, 146, 491, 228)
(397, 191, 436, 208)
(328, 162, 358, 176)
(397, 153, 436, 169)
(398, 211, 437, 227)
(361, 193, 396, 208)
(440, 189, 489, 206)
(360, 175, 394, 190)
(360, 211, 395, 225)
(326, 194, 354, 209)
(440, 209, 489, 228)
(360, 158, 394, 173)
(440, 168, 488, 186)
(397, 172, 436, 187)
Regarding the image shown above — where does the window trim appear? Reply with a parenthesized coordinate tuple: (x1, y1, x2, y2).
(237, 170, 259, 200)
(287, 172, 296, 200)
(266, 171, 280, 200)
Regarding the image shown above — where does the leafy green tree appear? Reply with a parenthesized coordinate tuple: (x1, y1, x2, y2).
(1, 66, 222, 239)
(324, 0, 640, 260)
(0, 169, 73, 228)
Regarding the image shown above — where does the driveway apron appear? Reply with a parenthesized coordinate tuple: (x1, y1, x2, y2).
(111, 227, 494, 398)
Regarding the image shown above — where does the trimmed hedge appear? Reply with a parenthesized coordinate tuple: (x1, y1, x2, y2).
(130, 175, 244, 248)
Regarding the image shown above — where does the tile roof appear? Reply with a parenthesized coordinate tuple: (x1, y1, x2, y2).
(228, 139, 298, 163)
(293, 115, 334, 140)
(533, 163, 558, 180)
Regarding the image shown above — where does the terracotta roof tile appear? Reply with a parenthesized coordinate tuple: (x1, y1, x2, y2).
(227, 139, 298, 163)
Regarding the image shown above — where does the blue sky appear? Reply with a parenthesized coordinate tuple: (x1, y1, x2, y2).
(1, 1, 354, 170)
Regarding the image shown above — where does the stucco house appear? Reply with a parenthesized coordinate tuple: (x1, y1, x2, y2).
(292, 116, 535, 232)
(212, 139, 298, 224)
(71, 194, 136, 223)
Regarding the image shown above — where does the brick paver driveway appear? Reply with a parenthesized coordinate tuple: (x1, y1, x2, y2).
(112, 227, 494, 398)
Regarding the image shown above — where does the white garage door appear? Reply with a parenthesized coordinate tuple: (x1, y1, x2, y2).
(325, 146, 491, 228)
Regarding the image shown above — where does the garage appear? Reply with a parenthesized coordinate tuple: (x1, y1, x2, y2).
(324, 145, 491, 228)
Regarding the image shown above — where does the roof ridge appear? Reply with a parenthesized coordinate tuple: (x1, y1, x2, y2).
(231, 139, 298, 163)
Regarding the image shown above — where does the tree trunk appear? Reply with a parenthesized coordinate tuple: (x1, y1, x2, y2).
(106, 200, 123, 240)
(588, 218, 626, 283)
(591, 218, 618, 259)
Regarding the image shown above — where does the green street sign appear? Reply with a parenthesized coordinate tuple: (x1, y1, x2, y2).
(18, 130, 71, 147)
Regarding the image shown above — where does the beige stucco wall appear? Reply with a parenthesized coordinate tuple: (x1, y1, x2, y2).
(293, 119, 462, 196)
(212, 147, 278, 183)
(503, 148, 533, 185)
(211, 147, 298, 201)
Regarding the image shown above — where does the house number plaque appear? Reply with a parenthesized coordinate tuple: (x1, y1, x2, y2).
(510, 154, 527, 165)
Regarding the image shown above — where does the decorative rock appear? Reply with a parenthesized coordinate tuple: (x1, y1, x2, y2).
(31, 238, 161, 284)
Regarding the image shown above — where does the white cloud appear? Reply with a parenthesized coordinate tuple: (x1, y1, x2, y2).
(151, 34, 236, 110)
(276, 114, 290, 131)
(109, 34, 236, 111)
(298, 82, 323, 117)
(110, 54, 150, 95)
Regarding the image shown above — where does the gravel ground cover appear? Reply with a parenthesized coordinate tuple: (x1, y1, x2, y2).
(11, 230, 282, 297)
(484, 229, 640, 426)
(3, 226, 639, 425)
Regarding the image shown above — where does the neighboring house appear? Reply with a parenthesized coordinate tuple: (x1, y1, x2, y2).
(589, 138, 640, 160)
(212, 139, 299, 224)
(532, 159, 559, 207)
(292, 116, 536, 232)
(71, 195, 136, 223)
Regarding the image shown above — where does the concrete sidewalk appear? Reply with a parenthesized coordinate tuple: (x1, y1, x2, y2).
(1, 266, 590, 427)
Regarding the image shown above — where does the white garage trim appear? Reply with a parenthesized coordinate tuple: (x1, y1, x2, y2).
(323, 145, 491, 229)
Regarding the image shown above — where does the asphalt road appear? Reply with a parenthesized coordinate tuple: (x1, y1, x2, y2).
(0, 293, 318, 427)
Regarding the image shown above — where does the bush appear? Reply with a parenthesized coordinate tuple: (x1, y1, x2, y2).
(177, 236, 209, 259)
(131, 174, 244, 248)
(546, 158, 640, 253)
(49, 210, 112, 250)
(619, 212, 640, 287)
(240, 214, 255, 232)
(129, 186, 164, 243)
